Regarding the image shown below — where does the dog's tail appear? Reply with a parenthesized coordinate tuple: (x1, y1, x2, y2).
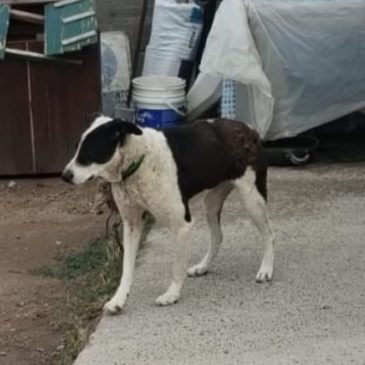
(254, 150, 268, 201)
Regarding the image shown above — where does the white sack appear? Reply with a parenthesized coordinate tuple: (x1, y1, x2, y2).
(143, 0, 203, 76)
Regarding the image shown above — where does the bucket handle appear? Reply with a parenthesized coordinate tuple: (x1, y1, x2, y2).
(164, 99, 186, 117)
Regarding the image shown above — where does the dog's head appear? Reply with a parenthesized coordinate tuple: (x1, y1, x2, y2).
(62, 114, 142, 184)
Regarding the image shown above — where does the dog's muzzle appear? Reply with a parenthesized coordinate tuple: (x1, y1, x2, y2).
(62, 169, 74, 184)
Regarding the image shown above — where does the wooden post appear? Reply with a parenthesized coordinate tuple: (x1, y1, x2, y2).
(10, 9, 44, 25)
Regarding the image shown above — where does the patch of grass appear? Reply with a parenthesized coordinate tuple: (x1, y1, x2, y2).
(32, 239, 108, 280)
(57, 236, 123, 365)
(32, 213, 155, 365)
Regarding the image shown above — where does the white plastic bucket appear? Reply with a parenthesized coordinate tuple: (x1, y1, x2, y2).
(132, 76, 186, 129)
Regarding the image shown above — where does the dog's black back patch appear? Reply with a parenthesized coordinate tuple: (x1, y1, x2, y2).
(76, 120, 142, 166)
(163, 119, 266, 221)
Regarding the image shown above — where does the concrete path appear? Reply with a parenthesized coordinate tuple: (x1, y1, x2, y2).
(75, 165, 365, 365)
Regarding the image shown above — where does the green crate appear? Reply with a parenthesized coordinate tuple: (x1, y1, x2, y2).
(45, 0, 97, 56)
(0, 5, 10, 59)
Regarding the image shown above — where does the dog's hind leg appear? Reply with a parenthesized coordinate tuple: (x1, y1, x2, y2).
(234, 167, 275, 282)
(156, 221, 192, 306)
(104, 207, 143, 314)
(187, 182, 233, 277)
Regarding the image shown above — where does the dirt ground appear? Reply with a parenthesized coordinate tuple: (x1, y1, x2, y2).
(0, 178, 105, 365)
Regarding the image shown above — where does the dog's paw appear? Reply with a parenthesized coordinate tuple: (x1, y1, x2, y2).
(103, 298, 125, 315)
(255, 265, 273, 283)
(155, 292, 180, 306)
(187, 264, 209, 277)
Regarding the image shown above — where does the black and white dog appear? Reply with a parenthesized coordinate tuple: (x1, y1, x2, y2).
(62, 115, 275, 314)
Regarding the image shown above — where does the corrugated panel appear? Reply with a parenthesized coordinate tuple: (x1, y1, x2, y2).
(0, 5, 10, 59)
(45, 0, 97, 56)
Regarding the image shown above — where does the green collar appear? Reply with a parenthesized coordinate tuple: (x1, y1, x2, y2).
(121, 154, 145, 181)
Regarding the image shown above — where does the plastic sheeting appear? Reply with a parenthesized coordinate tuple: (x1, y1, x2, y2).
(101, 31, 131, 94)
(100, 31, 131, 116)
(198, 0, 365, 140)
(199, 0, 273, 137)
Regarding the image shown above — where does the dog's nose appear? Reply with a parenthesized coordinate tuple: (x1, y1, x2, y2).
(62, 169, 74, 183)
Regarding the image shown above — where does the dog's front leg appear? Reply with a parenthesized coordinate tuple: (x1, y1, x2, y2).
(156, 222, 192, 306)
(104, 210, 143, 315)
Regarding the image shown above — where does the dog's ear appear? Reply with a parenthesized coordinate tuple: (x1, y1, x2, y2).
(113, 118, 143, 136)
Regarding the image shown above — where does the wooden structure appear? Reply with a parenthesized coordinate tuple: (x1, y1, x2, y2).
(0, 0, 101, 175)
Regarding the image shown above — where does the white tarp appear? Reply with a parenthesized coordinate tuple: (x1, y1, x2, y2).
(197, 0, 365, 140)
(198, 0, 274, 137)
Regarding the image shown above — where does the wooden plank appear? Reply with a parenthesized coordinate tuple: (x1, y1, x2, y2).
(29, 41, 101, 173)
(6, 47, 83, 65)
(0, 42, 34, 175)
(54, 0, 83, 7)
(62, 9, 95, 24)
(61, 30, 96, 46)
(10, 9, 44, 25)
(2, 1, 59, 4)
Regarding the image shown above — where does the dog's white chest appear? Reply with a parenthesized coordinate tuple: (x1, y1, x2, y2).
(111, 181, 146, 209)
